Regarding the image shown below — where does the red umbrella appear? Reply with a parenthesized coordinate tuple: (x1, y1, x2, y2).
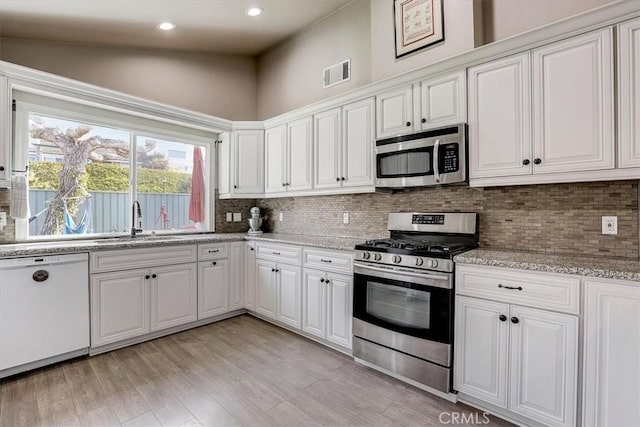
(188, 146, 205, 224)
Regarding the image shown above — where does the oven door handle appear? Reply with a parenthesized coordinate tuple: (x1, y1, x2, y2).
(354, 262, 452, 290)
(433, 139, 441, 183)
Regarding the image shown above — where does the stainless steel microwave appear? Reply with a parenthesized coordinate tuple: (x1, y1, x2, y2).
(375, 124, 467, 188)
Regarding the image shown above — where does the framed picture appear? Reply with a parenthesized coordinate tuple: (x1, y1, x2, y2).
(394, 0, 444, 59)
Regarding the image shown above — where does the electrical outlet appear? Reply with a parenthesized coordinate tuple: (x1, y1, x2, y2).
(343, 212, 349, 224)
(602, 216, 618, 235)
(226, 212, 233, 222)
(233, 212, 242, 222)
(279, 212, 284, 222)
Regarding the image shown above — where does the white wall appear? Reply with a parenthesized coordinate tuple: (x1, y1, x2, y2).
(256, 0, 372, 119)
(0, 38, 258, 120)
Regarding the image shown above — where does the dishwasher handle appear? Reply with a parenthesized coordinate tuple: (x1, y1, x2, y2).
(32, 270, 50, 282)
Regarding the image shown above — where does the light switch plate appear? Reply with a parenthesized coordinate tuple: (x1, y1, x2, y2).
(279, 212, 284, 222)
(343, 212, 349, 224)
(233, 212, 242, 222)
(226, 212, 233, 222)
(602, 216, 618, 235)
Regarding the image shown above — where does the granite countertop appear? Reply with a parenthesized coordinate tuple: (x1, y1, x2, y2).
(455, 249, 640, 281)
(0, 232, 363, 258)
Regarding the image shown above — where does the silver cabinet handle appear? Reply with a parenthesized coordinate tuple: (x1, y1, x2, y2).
(433, 139, 441, 183)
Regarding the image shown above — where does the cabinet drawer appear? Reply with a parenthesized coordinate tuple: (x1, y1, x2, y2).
(91, 245, 197, 273)
(198, 243, 229, 260)
(456, 264, 580, 314)
(256, 243, 302, 265)
(303, 249, 353, 273)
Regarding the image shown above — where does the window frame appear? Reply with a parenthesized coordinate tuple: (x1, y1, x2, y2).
(14, 99, 216, 241)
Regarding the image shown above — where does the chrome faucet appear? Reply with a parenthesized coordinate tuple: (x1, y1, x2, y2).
(131, 201, 143, 237)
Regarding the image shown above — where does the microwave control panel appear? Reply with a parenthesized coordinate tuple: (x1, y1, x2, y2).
(439, 143, 459, 173)
(412, 214, 445, 225)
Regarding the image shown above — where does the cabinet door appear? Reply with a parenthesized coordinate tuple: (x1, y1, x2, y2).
(198, 260, 229, 319)
(151, 263, 198, 331)
(342, 97, 375, 188)
(419, 70, 466, 130)
(277, 264, 302, 329)
(583, 280, 640, 427)
(302, 269, 326, 338)
(255, 259, 277, 319)
(509, 305, 578, 427)
(90, 270, 149, 347)
(454, 296, 509, 408)
(234, 130, 264, 194)
(0, 76, 9, 186)
(468, 53, 532, 178)
(618, 17, 640, 168)
(217, 133, 230, 195)
(376, 85, 414, 139)
(326, 272, 352, 349)
(244, 243, 256, 311)
(314, 108, 342, 190)
(264, 125, 287, 193)
(228, 242, 245, 311)
(532, 28, 614, 174)
(287, 116, 313, 192)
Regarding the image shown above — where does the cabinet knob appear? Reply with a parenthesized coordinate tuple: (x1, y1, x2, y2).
(406, 121, 411, 127)
(533, 158, 542, 165)
(286, 183, 290, 186)
(152, 273, 157, 279)
(511, 316, 519, 324)
(250, 247, 254, 251)
(336, 177, 340, 182)
(522, 159, 530, 166)
(234, 185, 238, 189)
(499, 314, 507, 322)
(325, 279, 330, 284)
(320, 278, 325, 283)
(421, 118, 426, 124)
(145, 275, 151, 280)
(341, 177, 345, 181)
(0, 166, 4, 171)
(212, 261, 217, 266)
(283, 183, 286, 187)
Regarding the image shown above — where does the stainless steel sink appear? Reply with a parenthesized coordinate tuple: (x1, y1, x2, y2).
(92, 235, 185, 244)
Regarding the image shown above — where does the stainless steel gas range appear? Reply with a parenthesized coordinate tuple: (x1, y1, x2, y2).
(352, 212, 478, 396)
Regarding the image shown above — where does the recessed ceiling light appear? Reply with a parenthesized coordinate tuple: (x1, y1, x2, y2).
(157, 22, 176, 31)
(246, 7, 263, 17)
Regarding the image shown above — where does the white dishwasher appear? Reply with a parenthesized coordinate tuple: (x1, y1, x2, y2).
(0, 253, 90, 378)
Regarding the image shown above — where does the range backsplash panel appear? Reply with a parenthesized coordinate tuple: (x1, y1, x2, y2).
(258, 180, 639, 259)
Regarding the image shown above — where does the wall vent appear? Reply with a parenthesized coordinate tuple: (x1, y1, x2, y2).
(323, 59, 351, 89)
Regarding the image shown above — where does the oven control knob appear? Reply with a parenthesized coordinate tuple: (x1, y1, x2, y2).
(415, 258, 424, 266)
(392, 255, 402, 264)
(426, 259, 438, 268)
(362, 252, 371, 260)
(374, 253, 382, 261)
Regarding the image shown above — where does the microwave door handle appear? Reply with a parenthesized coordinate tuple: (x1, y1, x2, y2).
(433, 139, 441, 183)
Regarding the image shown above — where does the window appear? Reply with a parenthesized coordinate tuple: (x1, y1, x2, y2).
(13, 93, 216, 240)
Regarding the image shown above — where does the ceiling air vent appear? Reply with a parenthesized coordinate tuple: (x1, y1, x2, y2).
(323, 59, 351, 89)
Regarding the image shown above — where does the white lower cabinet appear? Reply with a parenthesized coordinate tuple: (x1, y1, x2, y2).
(583, 278, 640, 427)
(198, 259, 229, 319)
(91, 262, 197, 348)
(152, 263, 198, 331)
(302, 269, 353, 349)
(255, 259, 301, 328)
(455, 265, 578, 427)
(256, 259, 278, 319)
(244, 242, 256, 311)
(91, 269, 150, 347)
(228, 242, 245, 311)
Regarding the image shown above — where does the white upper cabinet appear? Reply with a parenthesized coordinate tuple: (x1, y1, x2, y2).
(618, 17, 640, 168)
(0, 76, 9, 187)
(313, 98, 375, 191)
(232, 129, 264, 195)
(264, 125, 287, 193)
(583, 279, 640, 427)
(217, 133, 230, 195)
(287, 116, 313, 192)
(314, 108, 342, 190)
(532, 27, 614, 173)
(342, 97, 375, 188)
(265, 117, 313, 194)
(469, 53, 532, 178)
(418, 70, 466, 130)
(376, 85, 414, 139)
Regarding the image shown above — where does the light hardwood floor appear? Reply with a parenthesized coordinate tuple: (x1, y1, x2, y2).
(0, 315, 512, 426)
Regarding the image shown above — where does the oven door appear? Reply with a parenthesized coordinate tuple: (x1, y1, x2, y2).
(353, 262, 453, 344)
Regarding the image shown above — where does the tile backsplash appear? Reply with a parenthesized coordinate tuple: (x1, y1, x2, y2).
(0, 189, 14, 243)
(258, 180, 639, 259)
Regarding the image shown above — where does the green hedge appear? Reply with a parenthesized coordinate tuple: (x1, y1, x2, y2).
(29, 162, 192, 193)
